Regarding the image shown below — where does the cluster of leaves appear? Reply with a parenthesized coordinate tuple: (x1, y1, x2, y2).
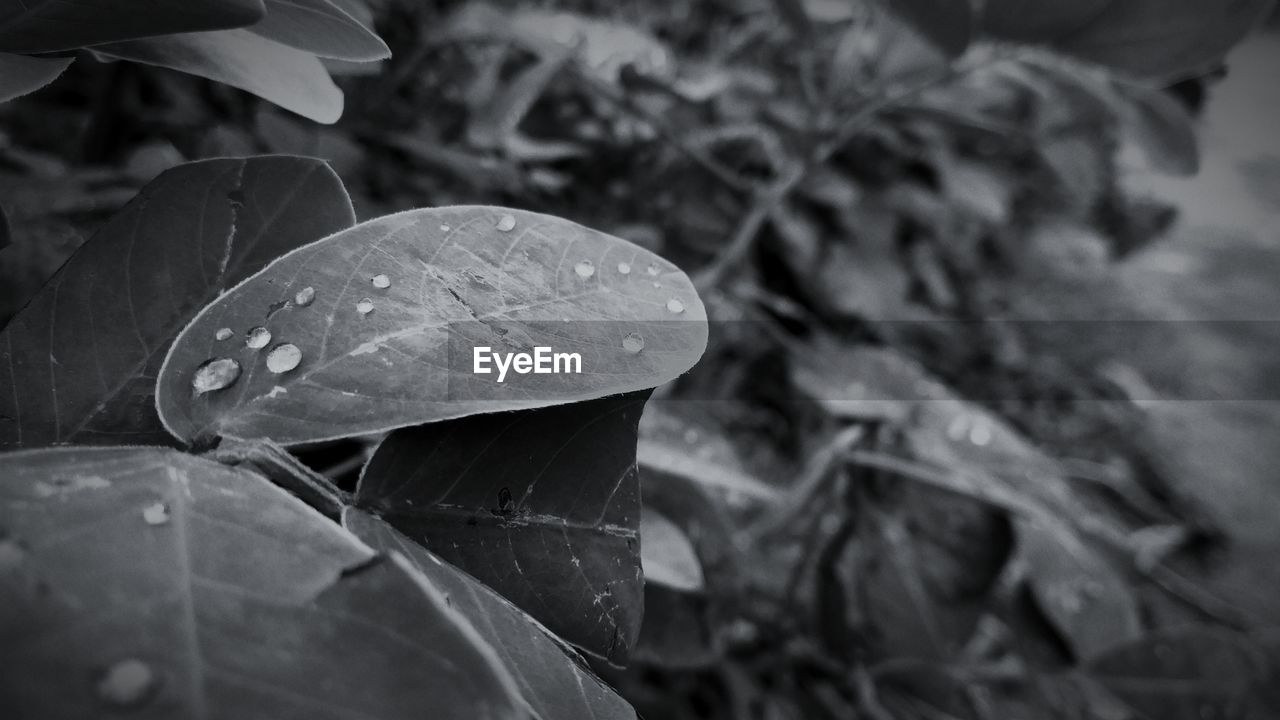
(0, 0, 388, 122)
(0, 156, 708, 718)
(3, 0, 1280, 719)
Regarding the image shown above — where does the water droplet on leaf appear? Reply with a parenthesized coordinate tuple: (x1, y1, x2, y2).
(214, 328, 233, 341)
(356, 298, 374, 315)
(574, 260, 595, 278)
(647, 264, 660, 276)
(246, 327, 271, 350)
(192, 358, 241, 395)
(266, 344, 302, 374)
(371, 274, 391, 289)
(666, 298, 685, 314)
(294, 286, 315, 307)
(97, 659, 155, 707)
(617, 262, 631, 275)
(622, 333, 644, 353)
(440, 224, 451, 232)
(496, 214, 516, 232)
(142, 502, 170, 526)
(969, 420, 992, 447)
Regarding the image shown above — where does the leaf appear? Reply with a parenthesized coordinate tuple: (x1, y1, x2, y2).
(0, 0, 265, 54)
(980, 0, 1115, 42)
(1017, 519, 1142, 661)
(1112, 80, 1200, 175)
(991, 0, 1275, 82)
(0, 200, 8, 249)
(641, 507, 704, 592)
(93, 29, 344, 124)
(875, 0, 973, 58)
(343, 508, 638, 720)
(156, 206, 707, 446)
(1087, 628, 1275, 720)
(0, 52, 74, 103)
(0, 156, 355, 450)
(250, 0, 390, 61)
(355, 392, 650, 666)
(0, 446, 528, 719)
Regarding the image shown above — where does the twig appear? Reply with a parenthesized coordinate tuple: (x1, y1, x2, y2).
(747, 425, 865, 542)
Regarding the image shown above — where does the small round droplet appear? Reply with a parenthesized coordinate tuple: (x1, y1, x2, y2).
(266, 344, 303, 374)
(440, 224, 451, 232)
(622, 333, 644, 354)
(969, 420, 992, 447)
(214, 328, 233, 341)
(617, 262, 631, 275)
(142, 502, 170, 526)
(666, 298, 685, 314)
(574, 260, 595, 279)
(647, 264, 660, 276)
(496, 214, 516, 232)
(97, 659, 155, 707)
(294, 286, 315, 307)
(371, 274, 391, 289)
(356, 298, 374, 315)
(245, 326, 271, 350)
(192, 358, 241, 395)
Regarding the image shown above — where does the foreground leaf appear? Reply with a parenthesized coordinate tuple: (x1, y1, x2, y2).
(0, 446, 528, 719)
(344, 508, 638, 720)
(356, 392, 650, 666)
(157, 206, 707, 446)
(251, 0, 390, 61)
(0, 156, 355, 450)
(0, 0, 264, 54)
(93, 29, 344, 124)
(0, 52, 74, 103)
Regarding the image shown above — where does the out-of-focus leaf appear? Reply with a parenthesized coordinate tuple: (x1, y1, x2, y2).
(156, 207, 707, 446)
(641, 507, 704, 592)
(0, 200, 10, 249)
(1018, 520, 1142, 661)
(1112, 80, 1200, 175)
(355, 392, 650, 666)
(251, 0, 390, 61)
(93, 29, 344, 124)
(985, 0, 1275, 82)
(343, 508, 638, 720)
(1087, 628, 1276, 720)
(0, 446, 528, 720)
(0, 156, 355, 450)
(0, 0, 264, 53)
(876, 0, 973, 57)
(980, 0, 1114, 42)
(0, 52, 73, 103)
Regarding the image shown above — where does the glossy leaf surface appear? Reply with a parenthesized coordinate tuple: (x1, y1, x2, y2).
(0, 0, 264, 53)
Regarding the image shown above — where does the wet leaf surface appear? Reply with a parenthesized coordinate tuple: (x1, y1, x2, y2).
(158, 206, 707, 446)
(0, 156, 355, 450)
(0, 446, 528, 720)
(0, 0, 264, 54)
(344, 507, 637, 720)
(355, 391, 650, 666)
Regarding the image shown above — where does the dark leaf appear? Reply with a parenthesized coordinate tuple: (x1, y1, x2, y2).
(1087, 628, 1276, 720)
(1112, 80, 1200, 175)
(0, 156, 355, 450)
(0, 0, 264, 54)
(0, 446, 528, 719)
(0, 52, 74, 103)
(876, 0, 973, 57)
(980, 0, 1115, 43)
(93, 29, 344, 124)
(355, 392, 650, 666)
(251, 0, 390, 61)
(343, 508, 638, 720)
(0, 200, 9, 249)
(156, 206, 707, 446)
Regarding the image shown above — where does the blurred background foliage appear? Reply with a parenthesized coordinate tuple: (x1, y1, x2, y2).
(3, 1, 1280, 718)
